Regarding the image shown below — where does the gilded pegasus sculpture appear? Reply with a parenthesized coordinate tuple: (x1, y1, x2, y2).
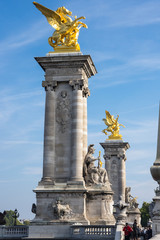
(102, 110, 125, 140)
(33, 2, 87, 52)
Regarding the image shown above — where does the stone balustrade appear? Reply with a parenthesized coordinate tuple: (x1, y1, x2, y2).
(71, 225, 116, 239)
(0, 225, 115, 239)
(0, 225, 28, 238)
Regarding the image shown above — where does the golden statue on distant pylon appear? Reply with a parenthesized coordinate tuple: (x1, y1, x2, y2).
(102, 110, 125, 140)
(33, 2, 87, 52)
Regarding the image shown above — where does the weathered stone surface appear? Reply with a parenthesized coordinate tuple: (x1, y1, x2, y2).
(32, 185, 89, 224)
(36, 54, 97, 185)
(86, 189, 115, 225)
(28, 54, 98, 239)
(100, 141, 130, 204)
(28, 53, 117, 239)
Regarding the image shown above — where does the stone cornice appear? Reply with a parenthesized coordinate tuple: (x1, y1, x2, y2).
(35, 55, 97, 79)
(100, 141, 130, 151)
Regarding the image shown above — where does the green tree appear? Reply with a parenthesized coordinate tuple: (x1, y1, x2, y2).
(23, 220, 30, 225)
(4, 210, 22, 226)
(140, 202, 150, 227)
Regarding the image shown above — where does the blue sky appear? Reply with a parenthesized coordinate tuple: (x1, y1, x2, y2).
(0, 0, 160, 220)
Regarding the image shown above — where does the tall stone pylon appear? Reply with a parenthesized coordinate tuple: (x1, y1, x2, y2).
(28, 53, 97, 239)
(100, 141, 130, 204)
(38, 53, 97, 185)
(150, 105, 160, 236)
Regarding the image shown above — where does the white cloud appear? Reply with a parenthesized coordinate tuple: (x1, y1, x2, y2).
(0, 104, 22, 123)
(0, 20, 51, 54)
(106, 1, 160, 28)
(22, 167, 42, 175)
(0, 140, 42, 145)
(99, 55, 160, 79)
(88, 119, 102, 126)
(0, 90, 42, 103)
(136, 170, 150, 175)
(86, 50, 115, 63)
(127, 179, 157, 206)
(127, 149, 154, 162)
(121, 104, 158, 115)
(130, 56, 160, 71)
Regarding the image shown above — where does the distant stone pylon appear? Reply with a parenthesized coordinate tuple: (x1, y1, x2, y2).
(150, 105, 160, 185)
(150, 104, 160, 237)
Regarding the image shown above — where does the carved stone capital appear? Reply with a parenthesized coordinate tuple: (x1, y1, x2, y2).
(69, 79, 85, 90)
(42, 80, 57, 91)
(117, 149, 126, 161)
(103, 153, 111, 160)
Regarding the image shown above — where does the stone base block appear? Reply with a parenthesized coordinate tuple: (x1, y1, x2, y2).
(27, 223, 71, 239)
(33, 187, 89, 224)
(86, 190, 115, 225)
(127, 209, 141, 226)
(152, 219, 160, 236)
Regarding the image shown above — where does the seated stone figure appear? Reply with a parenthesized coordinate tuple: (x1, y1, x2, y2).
(125, 187, 139, 209)
(83, 144, 109, 186)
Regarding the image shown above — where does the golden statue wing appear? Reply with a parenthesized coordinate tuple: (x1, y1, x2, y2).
(33, 2, 62, 30)
(105, 110, 115, 126)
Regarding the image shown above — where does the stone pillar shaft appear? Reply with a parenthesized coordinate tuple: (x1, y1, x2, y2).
(83, 95, 88, 159)
(119, 157, 126, 201)
(42, 85, 56, 182)
(70, 86, 83, 181)
(100, 141, 130, 203)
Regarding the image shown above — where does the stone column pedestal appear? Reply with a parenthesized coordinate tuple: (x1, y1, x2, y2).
(86, 189, 115, 225)
(151, 188, 160, 236)
(127, 208, 141, 226)
(100, 140, 130, 204)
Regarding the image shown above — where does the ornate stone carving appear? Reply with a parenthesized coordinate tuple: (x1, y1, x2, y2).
(125, 187, 139, 210)
(52, 200, 72, 220)
(102, 196, 113, 215)
(83, 144, 110, 187)
(42, 80, 57, 91)
(149, 201, 155, 219)
(111, 160, 118, 181)
(82, 87, 90, 98)
(31, 203, 37, 214)
(103, 153, 111, 160)
(114, 195, 128, 223)
(118, 148, 126, 161)
(69, 79, 85, 90)
(56, 91, 71, 133)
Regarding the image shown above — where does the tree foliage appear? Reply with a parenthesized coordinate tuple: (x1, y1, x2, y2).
(4, 210, 22, 226)
(140, 202, 150, 227)
(23, 220, 30, 225)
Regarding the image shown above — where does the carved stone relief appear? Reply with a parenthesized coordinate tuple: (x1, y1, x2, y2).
(56, 91, 71, 133)
(111, 159, 118, 181)
(102, 196, 113, 215)
(52, 200, 72, 220)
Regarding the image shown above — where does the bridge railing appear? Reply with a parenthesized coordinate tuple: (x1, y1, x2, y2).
(0, 225, 28, 238)
(71, 225, 116, 239)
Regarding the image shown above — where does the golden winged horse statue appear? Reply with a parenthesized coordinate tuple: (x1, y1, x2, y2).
(102, 110, 125, 140)
(33, 2, 87, 52)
